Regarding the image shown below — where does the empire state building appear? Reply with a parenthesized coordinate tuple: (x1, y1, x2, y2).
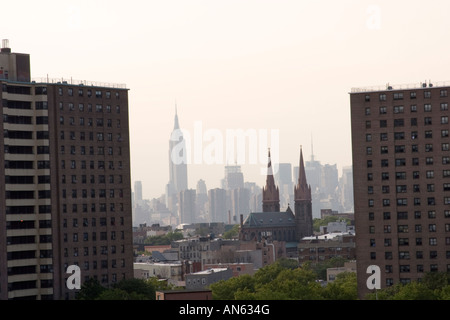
(166, 107, 188, 210)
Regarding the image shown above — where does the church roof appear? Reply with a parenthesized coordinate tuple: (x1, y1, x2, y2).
(242, 209, 296, 228)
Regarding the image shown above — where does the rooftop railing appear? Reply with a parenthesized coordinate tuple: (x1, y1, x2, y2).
(350, 80, 450, 93)
(32, 76, 127, 89)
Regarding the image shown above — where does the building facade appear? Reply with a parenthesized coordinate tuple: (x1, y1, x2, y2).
(351, 81, 450, 298)
(0, 43, 133, 300)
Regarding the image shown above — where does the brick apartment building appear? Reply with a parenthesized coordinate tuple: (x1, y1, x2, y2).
(0, 41, 133, 299)
(351, 81, 450, 298)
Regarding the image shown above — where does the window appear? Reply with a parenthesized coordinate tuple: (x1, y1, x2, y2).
(395, 145, 405, 153)
(399, 251, 410, 259)
(394, 105, 404, 113)
(394, 119, 404, 127)
(395, 158, 406, 166)
(393, 93, 403, 100)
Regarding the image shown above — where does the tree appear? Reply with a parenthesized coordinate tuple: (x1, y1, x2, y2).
(311, 256, 347, 280)
(144, 231, 184, 245)
(223, 224, 240, 239)
(210, 259, 326, 300)
(211, 274, 255, 300)
(77, 277, 173, 300)
(77, 278, 106, 300)
(321, 272, 357, 300)
(364, 272, 450, 300)
(96, 288, 149, 300)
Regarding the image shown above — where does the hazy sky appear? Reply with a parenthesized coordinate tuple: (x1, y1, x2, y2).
(3, 0, 450, 199)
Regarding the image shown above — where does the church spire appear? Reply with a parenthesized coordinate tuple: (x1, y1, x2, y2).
(262, 148, 280, 212)
(294, 145, 313, 240)
(295, 146, 311, 200)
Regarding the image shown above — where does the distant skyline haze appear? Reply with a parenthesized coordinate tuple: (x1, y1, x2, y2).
(3, 0, 450, 199)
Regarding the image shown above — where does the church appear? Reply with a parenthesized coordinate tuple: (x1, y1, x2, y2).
(239, 147, 314, 242)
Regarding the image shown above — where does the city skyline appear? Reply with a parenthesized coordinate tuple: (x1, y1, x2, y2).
(4, 1, 450, 200)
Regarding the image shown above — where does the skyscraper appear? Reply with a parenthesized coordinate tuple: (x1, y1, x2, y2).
(350, 81, 450, 298)
(178, 189, 196, 224)
(134, 180, 143, 203)
(275, 163, 293, 209)
(0, 42, 133, 300)
(208, 188, 227, 223)
(167, 107, 188, 211)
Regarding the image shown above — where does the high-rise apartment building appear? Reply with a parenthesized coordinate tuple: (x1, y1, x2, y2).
(0, 42, 133, 300)
(351, 81, 450, 298)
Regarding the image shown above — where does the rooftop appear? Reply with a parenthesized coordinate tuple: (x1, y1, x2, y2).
(242, 210, 296, 228)
(350, 80, 449, 93)
(193, 268, 229, 275)
(301, 231, 355, 241)
(31, 76, 127, 89)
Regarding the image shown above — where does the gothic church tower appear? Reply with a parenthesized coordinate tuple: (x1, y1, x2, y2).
(262, 149, 280, 212)
(294, 147, 313, 240)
